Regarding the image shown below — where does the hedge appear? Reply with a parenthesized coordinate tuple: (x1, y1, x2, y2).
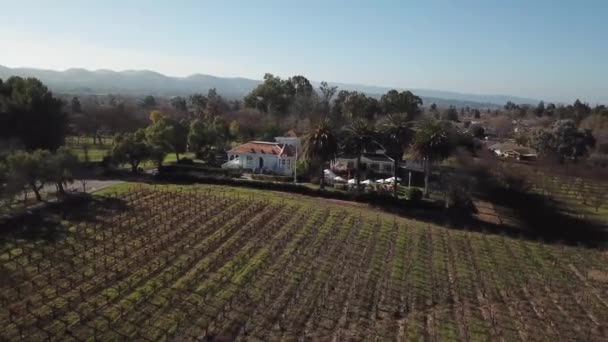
(251, 174, 294, 183)
(159, 164, 242, 177)
(404, 187, 423, 201)
(155, 171, 439, 211)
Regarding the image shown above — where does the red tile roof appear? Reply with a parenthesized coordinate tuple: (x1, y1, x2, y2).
(228, 141, 295, 157)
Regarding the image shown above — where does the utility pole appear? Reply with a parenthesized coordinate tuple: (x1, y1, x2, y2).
(294, 145, 298, 183)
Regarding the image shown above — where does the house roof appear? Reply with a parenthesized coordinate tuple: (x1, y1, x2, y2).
(362, 153, 394, 162)
(228, 141, 295, 157)
(505, 148, 538, 156)
(489, 142, 537, 155)
(336, 153, 394, 162)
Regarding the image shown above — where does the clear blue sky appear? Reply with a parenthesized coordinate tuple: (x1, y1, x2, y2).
(1, 0, 607, 103)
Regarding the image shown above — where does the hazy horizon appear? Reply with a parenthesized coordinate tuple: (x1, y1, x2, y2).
(2, 0, 607, 103)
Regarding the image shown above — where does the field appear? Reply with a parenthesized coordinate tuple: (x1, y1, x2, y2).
(65, 136, 195, 165)
(1, 184, 608, 341)
(65, 136, 113, 162)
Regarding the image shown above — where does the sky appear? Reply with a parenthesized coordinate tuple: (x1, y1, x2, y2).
(1, 0, 607, 103)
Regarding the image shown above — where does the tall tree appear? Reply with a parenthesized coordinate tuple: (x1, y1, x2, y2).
(146, 117, 188, 161)
(504, 101, 519, 111)
(411, 119, 453, 196)
(6, 149, 53, 201)
(546, 102, 556, 116)
(0, 77, 67, 150)
(343, 118, 376, 193)
(572, 99, 591, 123)
(303, 120, 338, 190)
(188, 118, 223, 160)
(318, 81, 338, 117)
(288, 75, 313, 96)
(381, 112, 419, 196)
(532, 119, 596, 161)
(170, 96, 188, 113)
(206, 88, 228, 118)
(441, 106, 459, 122)
(71, 96, 82, 113)
(244, 73, 294, 117)
(111, 130, 154, 173)
(48, 147, 79, 195)
(287, 76, 315, 119)
(340, 92, 379, 121)
(534, 100, 545, 117)
(380, 90, 422, 117)
(140, 95, 156, 108)
(189, 93, 208, 117)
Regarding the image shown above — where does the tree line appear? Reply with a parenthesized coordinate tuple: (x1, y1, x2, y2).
(1, 73, 605, 209)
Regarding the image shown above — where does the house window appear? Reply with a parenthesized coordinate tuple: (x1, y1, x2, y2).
(370, 163, 380, 171)
(383, 164, 392, 172)
(286, 159, 291, 168)
(281, 159, 286, 167)
(246, 155, 253, 165)
(347, 161, 354, 169)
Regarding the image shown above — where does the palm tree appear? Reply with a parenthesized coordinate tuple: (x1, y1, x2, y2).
(410, 119, 453, 197)
(381, 112, 418, 197)
(303, 120, 338, 190)
(343, 118, 375, 194)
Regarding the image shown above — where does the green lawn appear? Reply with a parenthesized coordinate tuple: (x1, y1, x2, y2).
(65, 136, 112, 162)
(65, 136, 195, 165)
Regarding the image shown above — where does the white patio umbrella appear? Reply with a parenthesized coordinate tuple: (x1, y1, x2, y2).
(385, 176, 402, 183)
(324, 169, 337, 179)
(361, 179, 372, 185)
(334, 176, 347, 183)
(376, 179, 386, 184)
(347, 179, 356, 184)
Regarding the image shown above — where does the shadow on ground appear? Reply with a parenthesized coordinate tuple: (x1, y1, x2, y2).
(462, 168, 607, 248)
(0, 193, 128, 243)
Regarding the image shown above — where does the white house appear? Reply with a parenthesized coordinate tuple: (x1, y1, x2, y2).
(488, 142, 537, 160)
(331, 152, 395, 175)
(222, 141, 296, 175)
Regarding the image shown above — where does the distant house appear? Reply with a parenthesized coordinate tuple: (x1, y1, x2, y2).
(332, 152, 395, 175)
(274, 129, 303, 151)
(488, 142, 537, 161)
(222, 141, 296, 175)
(221, 129, 304, 175)
(400, 158, 425, 172)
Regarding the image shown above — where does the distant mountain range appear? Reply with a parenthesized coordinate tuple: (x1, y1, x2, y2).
(0, 65, 539, 108)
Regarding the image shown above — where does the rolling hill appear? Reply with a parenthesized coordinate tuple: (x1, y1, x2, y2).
(0, 65, 538, 108)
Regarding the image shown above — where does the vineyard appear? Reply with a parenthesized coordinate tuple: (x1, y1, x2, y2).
(1, 185, 608, 340)
(496, 161, 608, 219)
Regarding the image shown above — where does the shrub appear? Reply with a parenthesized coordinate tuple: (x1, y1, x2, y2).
(101, 156, 113, 170)
(405, 187, 423, 201)
(158, 164, 242, 177)
(155, 171, 439, 211)
(177, 157, 194, 165)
